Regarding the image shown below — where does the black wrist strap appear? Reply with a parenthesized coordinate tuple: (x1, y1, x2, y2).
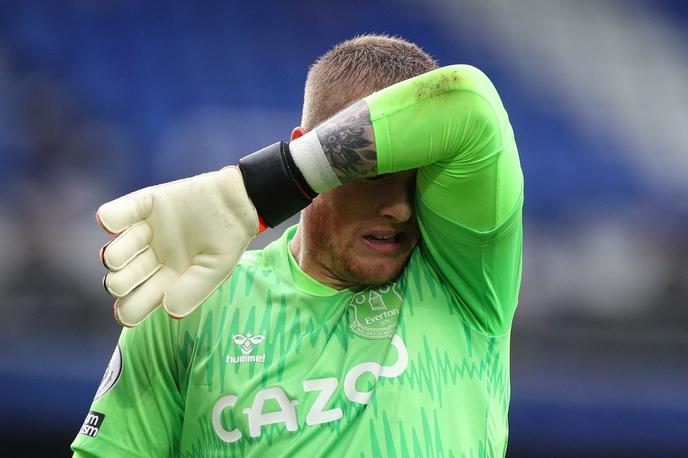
(239, 142, 317, 228)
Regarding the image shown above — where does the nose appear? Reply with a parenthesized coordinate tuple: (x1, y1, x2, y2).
(377, 177, 414, 223)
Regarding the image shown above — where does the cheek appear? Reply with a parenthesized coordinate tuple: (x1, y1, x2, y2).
(305, 197, 361, 256)
(303, 198, 340, 249)
(314, 192, 361, 230)
(306, 198, 334, 234)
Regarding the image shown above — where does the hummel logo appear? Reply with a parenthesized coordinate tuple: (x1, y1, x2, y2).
(226, 332, 266, 364)
(232, 333, 265, 355)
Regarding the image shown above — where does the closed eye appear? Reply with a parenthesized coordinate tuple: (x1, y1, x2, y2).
(365, 174, 387, 181)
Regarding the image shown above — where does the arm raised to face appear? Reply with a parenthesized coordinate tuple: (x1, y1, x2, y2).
(97, 65, 522, 333)
(285, 64, 523, 335)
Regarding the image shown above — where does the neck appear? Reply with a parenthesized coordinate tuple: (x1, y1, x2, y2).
(289, 227, 354, 291)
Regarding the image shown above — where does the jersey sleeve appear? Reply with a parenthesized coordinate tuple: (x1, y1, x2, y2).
(71, 308, 185, 457)
(365, 65, 523, 335)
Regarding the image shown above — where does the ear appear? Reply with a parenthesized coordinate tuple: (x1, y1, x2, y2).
(291, 127, 306, 141)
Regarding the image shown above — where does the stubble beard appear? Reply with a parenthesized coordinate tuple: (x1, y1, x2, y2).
(324, 238, 398, 286)
(303, 202, 412, 287)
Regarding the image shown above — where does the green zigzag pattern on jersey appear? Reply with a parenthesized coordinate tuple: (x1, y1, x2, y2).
(373, 333, 509, 410)
(184, 404, 480, 458)
(402, 253, 441, 317)
(187, 405, 359, 456)
(183, 298, 346, 392)
(251, 321, 509, 443)
(181, 415, 227, 458)
(364, 407, 486, 458)
(179, 255, 509, 455)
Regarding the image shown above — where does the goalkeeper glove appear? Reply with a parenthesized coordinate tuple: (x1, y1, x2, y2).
(98, 142, 316, 327)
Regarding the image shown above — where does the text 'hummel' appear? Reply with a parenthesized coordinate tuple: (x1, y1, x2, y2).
(226, 332, 265, 364)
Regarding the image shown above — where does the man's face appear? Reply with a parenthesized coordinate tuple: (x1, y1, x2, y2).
(298, 170, 420, 288)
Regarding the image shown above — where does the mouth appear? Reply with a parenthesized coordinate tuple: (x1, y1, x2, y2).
(360, 231, 407, 254)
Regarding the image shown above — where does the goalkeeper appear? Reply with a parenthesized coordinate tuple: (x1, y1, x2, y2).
(72, 35, 523, 457)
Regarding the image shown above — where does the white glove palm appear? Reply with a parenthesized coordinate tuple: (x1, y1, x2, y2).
(97, 166, 258, 327)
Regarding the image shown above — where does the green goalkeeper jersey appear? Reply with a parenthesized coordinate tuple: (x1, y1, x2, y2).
(72, 65, 523, 458)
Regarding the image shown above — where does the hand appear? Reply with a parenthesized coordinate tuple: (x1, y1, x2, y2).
(97, 167, 258, 327)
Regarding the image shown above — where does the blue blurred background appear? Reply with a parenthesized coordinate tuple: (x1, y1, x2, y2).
(1, 0, 686, 456)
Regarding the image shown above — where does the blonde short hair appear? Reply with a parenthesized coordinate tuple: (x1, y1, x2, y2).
(301, 34, 438, 131)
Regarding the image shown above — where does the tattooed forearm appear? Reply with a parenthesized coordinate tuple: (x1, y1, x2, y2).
(315, 100, 377, 183)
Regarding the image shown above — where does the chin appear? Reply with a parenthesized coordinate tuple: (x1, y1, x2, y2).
(344, 257, 408, 286)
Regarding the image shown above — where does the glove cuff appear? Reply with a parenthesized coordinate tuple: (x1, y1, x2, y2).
(239, 142, 317, 228)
